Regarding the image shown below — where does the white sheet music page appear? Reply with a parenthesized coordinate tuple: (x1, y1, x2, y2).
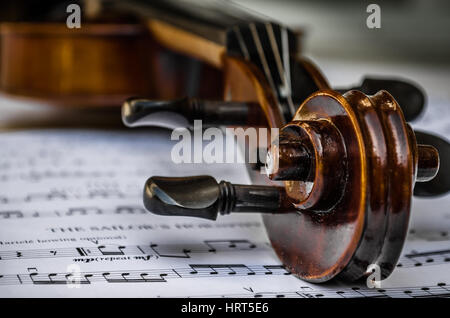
(0, 128, 449, 298)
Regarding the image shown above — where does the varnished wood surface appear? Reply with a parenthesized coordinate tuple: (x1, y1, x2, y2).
(263, 90, 367, 282)
(216, 51, 423, 282)
(0, 23, 155, 107)
(147, 20, 225, 68)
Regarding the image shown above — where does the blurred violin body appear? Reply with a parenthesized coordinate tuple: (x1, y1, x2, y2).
(0, 1, 226, 107)
(0, 0, 427, 118)
(0, 23, 155, 107)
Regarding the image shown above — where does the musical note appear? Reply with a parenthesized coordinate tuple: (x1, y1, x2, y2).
(102, 272, 167, 283)
(262, 265, 291, 275)
(204, 239, 257, 252)
(0, 240, 264, 261)
(201, 282, 450, 298)
(151, 240, 264, 259)
(0, 264, 288, 286)
(0, 205, 147, 219)
(115, 205, 146, 215)
(98, 245, 126, 256)
(0, 211, 24, 219)
(151, 243, 191, 258)
(399, 249, 450, 267)
(67, 207, 101, 216)
(88, 189, 124, 199)
(25, 190, 68, 202)
(187, 264, 257, 276)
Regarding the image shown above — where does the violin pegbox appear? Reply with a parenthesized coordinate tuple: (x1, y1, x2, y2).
(263, 89, 439, 282)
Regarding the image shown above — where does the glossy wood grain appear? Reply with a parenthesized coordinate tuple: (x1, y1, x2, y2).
(0, 23, 155, 107)
(263, 90, 367, 282)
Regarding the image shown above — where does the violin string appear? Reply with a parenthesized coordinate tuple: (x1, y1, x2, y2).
(232, 26, 250, 60)
(249, 23, 286, 124)
(265, 23, 296, 116)
(281, 26, 296, 115)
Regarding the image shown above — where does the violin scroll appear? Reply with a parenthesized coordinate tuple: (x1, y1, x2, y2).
(138, 88, 440, 282)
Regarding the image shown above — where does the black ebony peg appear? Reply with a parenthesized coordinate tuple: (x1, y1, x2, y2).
(143, 176, 293, 220)
(122, 97, 265, 129)
(123, 77, 425, 131)
(413, 130, 450, 197)
(338, 77, 426, 122)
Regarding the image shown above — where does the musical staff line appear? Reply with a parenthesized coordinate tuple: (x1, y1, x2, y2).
(196, 283, 450, 298)
(0, 205, 146, 219)
(0, 240, 267, 261)
(397, 248, 450, 268)
(0, 190, 140, 206)
(0, 264, 290, 286)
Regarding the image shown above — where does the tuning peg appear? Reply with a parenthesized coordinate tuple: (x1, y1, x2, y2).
(413, 130, 449, 197)
(337, 77, 425, 122)
(143, 176, 293, 220)
(122, 97, 265, 129)
(122, 78, 425, 130)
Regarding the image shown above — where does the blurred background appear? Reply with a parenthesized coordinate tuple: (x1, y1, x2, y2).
(240, 0, 450, 65)
(1, 0, 449, 133)
(0, 0, 448, 136)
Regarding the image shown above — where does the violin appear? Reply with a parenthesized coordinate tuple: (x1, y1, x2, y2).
(1, 0, 448, 283)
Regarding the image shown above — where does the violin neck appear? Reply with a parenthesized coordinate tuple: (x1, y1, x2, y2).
(114, 0, 299, 53)
(114, 0, 263, 44)
(114, 0, 304, 123)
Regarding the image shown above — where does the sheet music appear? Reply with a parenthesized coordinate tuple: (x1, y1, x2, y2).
(0, 128, 449, 298)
